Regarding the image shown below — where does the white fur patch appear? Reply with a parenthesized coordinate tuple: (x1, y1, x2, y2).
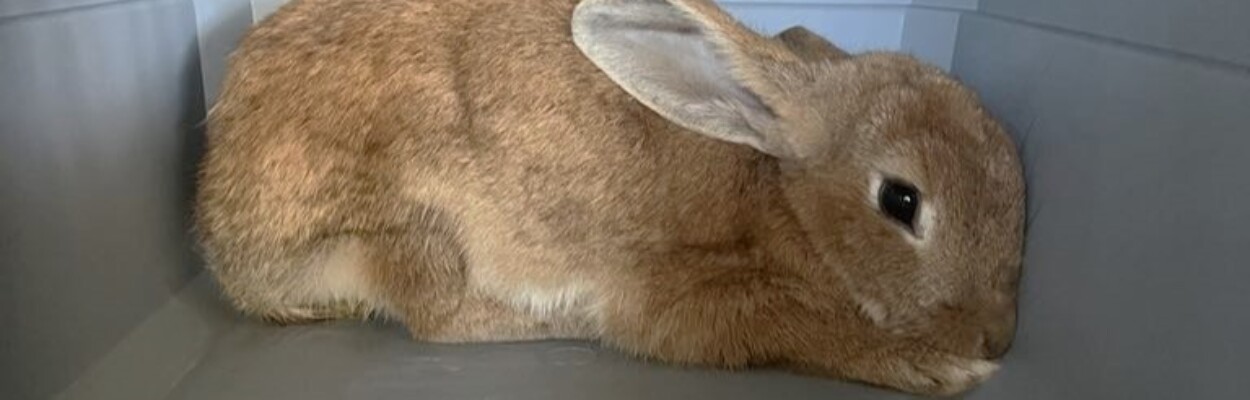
(910, 202, 936, 247)
(858, 297, 889, 325)
(895, 356, 1000, 396)
(959, 359, 1001, 378)
(508, 283, 593, 319)
(465, 253, 598, 322)
(311, 240, 373, 303)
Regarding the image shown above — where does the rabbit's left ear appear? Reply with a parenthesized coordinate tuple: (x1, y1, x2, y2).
(572, 0, 810, 158)
(775, 26, 848, 62)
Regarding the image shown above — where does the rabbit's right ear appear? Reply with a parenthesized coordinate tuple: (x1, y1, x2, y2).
(572, 0, 802, 158)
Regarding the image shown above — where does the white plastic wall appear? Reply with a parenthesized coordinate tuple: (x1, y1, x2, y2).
(949, 1, 1250, 398)
(1, 1, 205, 398)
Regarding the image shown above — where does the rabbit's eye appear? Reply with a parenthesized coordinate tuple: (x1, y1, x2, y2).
(879, 179, 920, 232)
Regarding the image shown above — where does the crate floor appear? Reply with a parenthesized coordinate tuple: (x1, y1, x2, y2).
(166, 320, 919, 400)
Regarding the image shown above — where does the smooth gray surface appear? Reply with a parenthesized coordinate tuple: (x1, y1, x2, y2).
(191, 0, 253, 105)
(910, 0, 977, 10)
(249, 0, 288, 23)
(950, 12, 1250, 400)
(0, 0, 130, 19)
(169, 321, 927, 400)
(900, 7, 960, 70)
(0, 0, 205, 398)
(54, 277, 236, 400)
(979, 0, 1250, 67)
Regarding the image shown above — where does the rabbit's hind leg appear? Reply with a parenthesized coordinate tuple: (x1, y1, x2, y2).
(209, 237, 378, 325)
(356, 211, 568, 342)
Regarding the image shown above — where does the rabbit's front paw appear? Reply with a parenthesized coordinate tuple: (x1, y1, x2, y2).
(842, 348, 999, 397)
(888, 353, 998, 396)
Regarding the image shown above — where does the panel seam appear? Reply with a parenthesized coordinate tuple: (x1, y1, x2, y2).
(0, 0, 153, 23)
(941, 7, 1250, 76)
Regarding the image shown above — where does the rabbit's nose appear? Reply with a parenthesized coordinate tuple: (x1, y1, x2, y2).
(980, 306, 1017, 359)
(981, 328, 1012, 359)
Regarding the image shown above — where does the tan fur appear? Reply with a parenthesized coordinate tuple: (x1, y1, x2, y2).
(194, 0, 1025, 396)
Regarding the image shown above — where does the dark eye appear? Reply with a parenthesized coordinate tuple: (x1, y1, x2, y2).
(879, 179, 921, 232)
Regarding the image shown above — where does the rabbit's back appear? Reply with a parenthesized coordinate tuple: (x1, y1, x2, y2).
(197, 0, 763, 290)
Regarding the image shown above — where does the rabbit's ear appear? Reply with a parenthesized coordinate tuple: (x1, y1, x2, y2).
(776, 26, 848, 62)
(573, 0, 805, 158)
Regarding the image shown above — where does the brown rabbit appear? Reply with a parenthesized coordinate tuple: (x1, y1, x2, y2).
(195, 0, 1025, 395)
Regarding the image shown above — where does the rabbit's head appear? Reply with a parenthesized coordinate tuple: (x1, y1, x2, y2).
(574, 0, 1024, 361)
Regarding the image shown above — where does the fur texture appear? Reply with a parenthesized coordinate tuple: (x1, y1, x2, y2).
(195, 0, 1025, 396)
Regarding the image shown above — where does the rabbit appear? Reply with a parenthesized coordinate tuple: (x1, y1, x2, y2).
(194, 0, 1025, 396)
